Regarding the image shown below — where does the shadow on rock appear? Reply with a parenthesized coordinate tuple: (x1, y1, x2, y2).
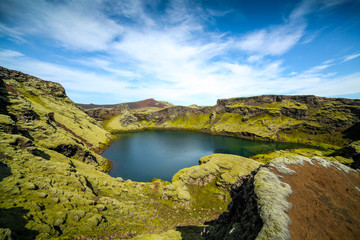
(203, 171, 263, 240)
(176, 225, 205, 240)
(0, 78, 11, 115)
(343, 122, 360, 141)
(0, 207, 39, 239)
(0, 161, 11, 182)
(30, 148, 51, 160)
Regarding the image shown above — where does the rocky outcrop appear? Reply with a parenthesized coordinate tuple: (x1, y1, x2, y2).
(84, 103, 129, 121)
(82, 99, 175, 122)
(100, 94, 360, 149)
(78, 98, 174, 122)
(203, 155, 360, 239)
(161, 154, 261, 203)
(0, 67, 112, 169)
(203, 169, 263, 240)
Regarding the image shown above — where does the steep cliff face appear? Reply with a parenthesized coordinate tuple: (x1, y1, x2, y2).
(100, 95, 360, 148)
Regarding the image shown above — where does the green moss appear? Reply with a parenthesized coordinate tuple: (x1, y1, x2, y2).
(166, 113, 211, 130)
(0, 114, 14, 125)
(172, 154, 261, 187)
(251, 148, 326, 164)
(188, 180, 229, 211)
(279, 99, 307, 110)
(131, 229, 182, 240)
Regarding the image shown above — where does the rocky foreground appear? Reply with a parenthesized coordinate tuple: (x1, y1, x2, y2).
(203, 156, 360, 240)
(0, 66, 360, 239)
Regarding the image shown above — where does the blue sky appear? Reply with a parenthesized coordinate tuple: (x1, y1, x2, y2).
(0, 0, 359, 106)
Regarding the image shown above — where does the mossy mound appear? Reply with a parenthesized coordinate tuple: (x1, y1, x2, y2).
(251, 147, 354, 166)
(174, 154, 262, 188)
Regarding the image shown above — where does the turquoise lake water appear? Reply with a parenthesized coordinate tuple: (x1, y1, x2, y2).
(102, 130, 307, 182)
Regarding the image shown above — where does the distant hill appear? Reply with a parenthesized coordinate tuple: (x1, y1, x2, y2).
(77, 98, 173, 110)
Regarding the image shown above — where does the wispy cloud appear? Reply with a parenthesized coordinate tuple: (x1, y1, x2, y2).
(343, 52, 360, 62)
(236, 23, 306, 57)
(0, 49, 24, 57)
(290, 0, 351, 21)
(0, 0, 358, 105)
(0, 0, 121, 51)
(1, 47, 358, 105)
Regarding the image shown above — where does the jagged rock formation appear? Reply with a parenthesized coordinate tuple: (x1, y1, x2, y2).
(99, 95, 360, 148)
(203, 155, 360, 240)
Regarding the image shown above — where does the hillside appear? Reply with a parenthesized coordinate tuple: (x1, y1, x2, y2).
(94, 94, 360, 150)
(0, 67, 359, 239)
(77, 98, 173, 110)
(78, 99, 174, 121)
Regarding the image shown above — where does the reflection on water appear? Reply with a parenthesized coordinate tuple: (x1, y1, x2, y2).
(102, 130, 307, 182)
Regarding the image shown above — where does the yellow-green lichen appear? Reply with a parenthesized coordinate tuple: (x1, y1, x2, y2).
(254, 167, 292, 240)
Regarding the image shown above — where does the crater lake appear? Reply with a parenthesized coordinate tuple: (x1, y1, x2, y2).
(102, 130, 308, 182)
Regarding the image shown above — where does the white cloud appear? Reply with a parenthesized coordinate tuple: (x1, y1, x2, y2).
(0, 24, 25, 42)
(0, 49, 23, 57)
(290, 0, 350, 21)
(0, 52, 129, 95)
(0, 0, 121, 51)
(247, 55, 262, 62)
(1, 47, 359, 106)
(236, 0, 352, 57)
(0, 0, 358, 105)
(343, 52, 360, 62)
(295, 72, 360, 96)
(304, 63, 333, 74)
(239, 23, 306, 56)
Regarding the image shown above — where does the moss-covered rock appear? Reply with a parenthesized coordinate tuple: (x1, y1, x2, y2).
(162, 154, 261, 203)
(102, 95, 360, 149)
(0, 228, 12, 240)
